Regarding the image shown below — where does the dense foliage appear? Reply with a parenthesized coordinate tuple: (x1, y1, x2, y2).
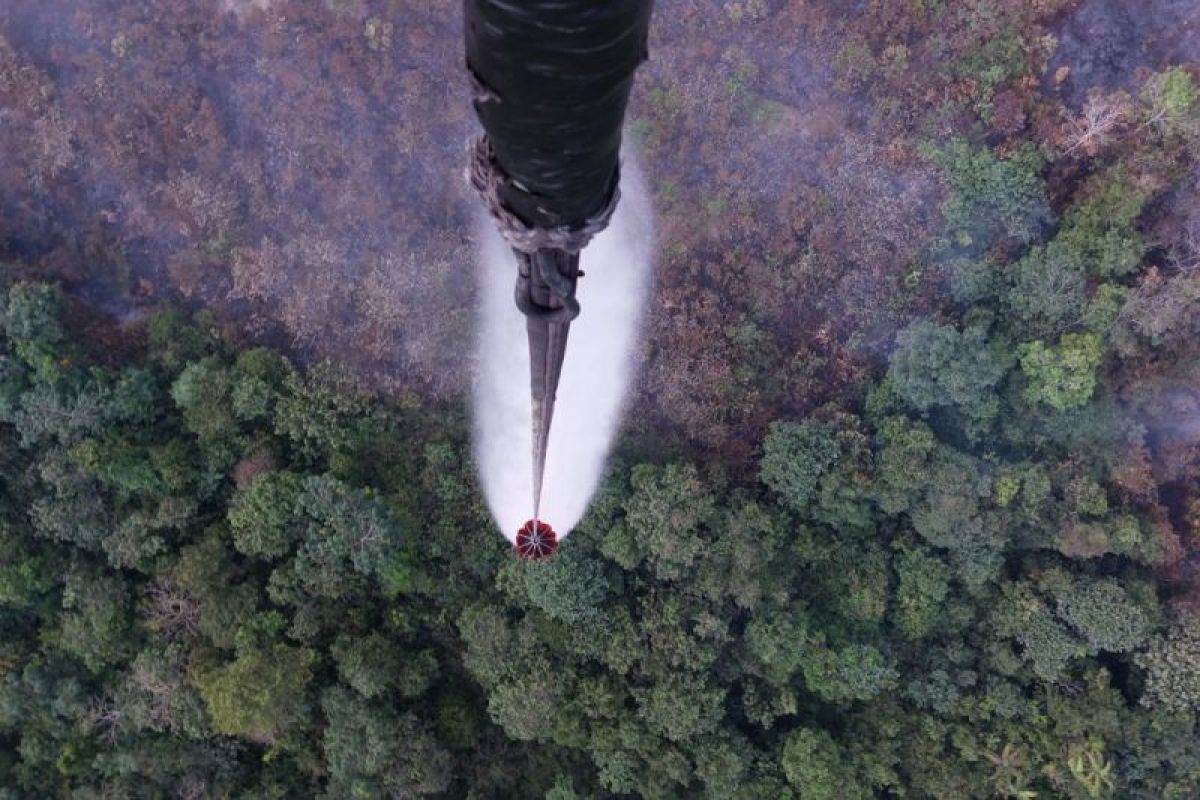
(4, 115, 1200, 792)
(3, 1, 1200, 798)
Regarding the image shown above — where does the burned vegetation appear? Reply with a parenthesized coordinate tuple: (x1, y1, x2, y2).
(2, 1, 1200, 798)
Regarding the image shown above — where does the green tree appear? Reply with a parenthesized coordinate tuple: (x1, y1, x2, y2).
(1057, 578, 1152, 655)
(874, 416, 1002, 591)
(634, 671, 726, 742)
(781, 727, 869, 799)
(321, 686, 451, 798)
(825, 543, 889, 628)
(433, 689, 483, 751)
(0, 658, 90, 791)
(514, 545, 610, 624)
(887, 320, 1010, 416)
(1142, 67, 1198, 132)
(273, 363, 372, 464)
(231, 347, 293, 423)
(761, 411, 875, 533)
(56, 566, 133, 673)
(545, 775, 582, 800)
(925, 140, 1046, 249)
(0, 520, 54, 610)
(228, 470, 302, 559)
(995, 581, 1089, 682)
(1055, 172, 1147, 278)
(939, 255, 1001, 305)
(0, 353, 29, 417)
(800, 642, 899, 704)
(1019, 610, 1081, 682)
(760, 420, 839, 511)
(744, 606, 811, 681)
(145, 309, 221, 373)
(70, 436, 167, 499)
(171, 358, 237, 442)
(8, 367, 158, 447)
(620, 463, 713, 580)
(1137, 622, 1200, 714)
(487, 669, 568, 742)
(1018, 333, 1102, 411)
(117, 644, 209, 738)
(892, 543, 950, 640)
(330, 633, 404, 699)
(693, 736, 751, 799)
(1004, 243, 1089, 337)
(193, 644, 314, 744)
(27, 448, 111, 551)
(2, 283, 68, 382)
(694, 500, 790, 610)
(272, 475, 403, 601)
(171, 532, 261, 650)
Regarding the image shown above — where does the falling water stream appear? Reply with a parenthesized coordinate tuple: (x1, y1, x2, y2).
(471, 152, 654, 544)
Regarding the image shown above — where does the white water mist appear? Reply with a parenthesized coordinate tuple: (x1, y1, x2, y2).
(471, 153, 654, 543)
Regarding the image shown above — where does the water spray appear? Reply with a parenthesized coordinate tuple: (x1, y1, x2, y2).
(463, 1, 654, 557)
(473, 155, 654, 555)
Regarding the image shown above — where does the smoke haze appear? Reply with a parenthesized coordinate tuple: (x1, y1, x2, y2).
(472, 154, 654, 543)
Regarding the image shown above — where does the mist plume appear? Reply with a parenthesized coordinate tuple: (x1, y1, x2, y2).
(472, 153, 654, 543)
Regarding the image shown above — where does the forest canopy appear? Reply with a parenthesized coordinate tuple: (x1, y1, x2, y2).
(4, 151, 1200, 793)
(2, 0, 1200, 798)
